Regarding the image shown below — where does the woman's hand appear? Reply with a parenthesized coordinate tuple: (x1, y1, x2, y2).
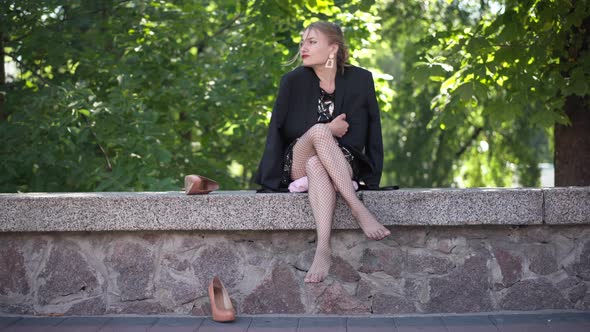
(328, 113, 349, 138)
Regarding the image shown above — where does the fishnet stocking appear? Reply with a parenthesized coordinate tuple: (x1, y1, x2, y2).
(303, 155, 335, 283)
(292, 124, 391, 283)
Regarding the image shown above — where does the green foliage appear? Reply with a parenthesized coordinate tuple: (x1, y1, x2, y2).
(0, 0, 378, 192)
(2, 0, 584, 192)
(427, 0, 590, 128)
(374, 0, 580, 188)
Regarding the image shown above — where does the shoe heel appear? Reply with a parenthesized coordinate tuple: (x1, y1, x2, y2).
(185, 175, 220, 195)
(208, 276, 235, 322)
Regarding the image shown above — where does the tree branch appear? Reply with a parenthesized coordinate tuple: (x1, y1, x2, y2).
(83, 117, 113, 172)
(433, 129, 447, 184)
(455, 126, 483, 159)
(93, 131, 113, 172)
(8, 55, 52, 87)
(183, 10, 245, 54)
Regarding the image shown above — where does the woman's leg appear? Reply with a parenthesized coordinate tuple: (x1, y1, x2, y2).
(303, 156, 337, 283)
(291, 124, 390, 241)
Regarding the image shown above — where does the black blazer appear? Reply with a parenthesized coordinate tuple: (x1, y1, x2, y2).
(255, 65, 383, 191)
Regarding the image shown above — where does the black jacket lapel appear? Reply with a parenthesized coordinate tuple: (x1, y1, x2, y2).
(334, 70, 347, 116)
(305, 68, 321, 128)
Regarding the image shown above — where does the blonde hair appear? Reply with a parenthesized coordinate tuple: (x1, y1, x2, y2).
(286, 21, 350, 73)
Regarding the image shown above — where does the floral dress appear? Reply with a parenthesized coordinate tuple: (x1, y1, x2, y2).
(281, 88, 359, 187)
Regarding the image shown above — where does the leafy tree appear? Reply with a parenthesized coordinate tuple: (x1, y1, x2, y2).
(5, 0, 585, 192)
(375, 0, 587, 187)
(0, 0, 379, 192)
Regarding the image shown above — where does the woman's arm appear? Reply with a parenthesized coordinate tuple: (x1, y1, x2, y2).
(254, 75, 291, 190)
(363, 73, 384, 189)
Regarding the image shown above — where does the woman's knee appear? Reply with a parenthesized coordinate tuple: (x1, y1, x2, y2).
(305, 155, 324, 175)
(307, 123, 332, 142)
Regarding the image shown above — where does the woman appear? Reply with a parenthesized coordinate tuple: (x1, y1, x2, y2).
(255, 21, 390, 283)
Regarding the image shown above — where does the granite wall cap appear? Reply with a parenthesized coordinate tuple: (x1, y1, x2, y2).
(0, 187, 587, 232)
(362, 188, 544, 226)
(544, 187, 590, 225)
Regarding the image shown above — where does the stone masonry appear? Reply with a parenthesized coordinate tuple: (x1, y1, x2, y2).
(1, 225, 589, 315)
(1, 187, 588, 315)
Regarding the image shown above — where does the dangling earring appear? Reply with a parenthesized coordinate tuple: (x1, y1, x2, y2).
(325, 53, 335, 69)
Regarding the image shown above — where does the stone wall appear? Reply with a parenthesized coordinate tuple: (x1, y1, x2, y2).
(1, 188, 588, 315)
(1, 225, 589, 315)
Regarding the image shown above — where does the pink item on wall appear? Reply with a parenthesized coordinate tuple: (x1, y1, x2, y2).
(288, 176, 358, 193)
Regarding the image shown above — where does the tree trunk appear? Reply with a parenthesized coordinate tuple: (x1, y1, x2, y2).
(555, 96, 590, 186)
(555, 7, 590, 186)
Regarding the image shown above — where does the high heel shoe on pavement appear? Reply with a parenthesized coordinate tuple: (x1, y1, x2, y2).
(208, 276, 236, 322)
(184, 175, 220, 195)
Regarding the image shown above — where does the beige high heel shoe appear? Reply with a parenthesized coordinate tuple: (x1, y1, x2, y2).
(184, 175, 220, 195)
(208, 276, 235, 322)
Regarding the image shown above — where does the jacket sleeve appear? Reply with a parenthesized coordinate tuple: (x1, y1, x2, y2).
(362, 72, 384, 189)
(254, 75, 290, 190)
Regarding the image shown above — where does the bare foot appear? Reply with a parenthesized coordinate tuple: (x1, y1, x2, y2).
(352, 207, 391, 240)
(304, 249, 332, 283)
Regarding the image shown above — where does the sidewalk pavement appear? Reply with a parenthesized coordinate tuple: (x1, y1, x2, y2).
(1, 311, 589, 332)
